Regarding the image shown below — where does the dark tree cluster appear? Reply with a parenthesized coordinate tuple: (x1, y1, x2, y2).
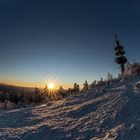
(0, 87, 46, 109)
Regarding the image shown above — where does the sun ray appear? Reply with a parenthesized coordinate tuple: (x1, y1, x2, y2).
(41, 74, 61, 99)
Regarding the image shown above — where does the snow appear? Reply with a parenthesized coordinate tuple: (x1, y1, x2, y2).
(0, 75, 140, 139)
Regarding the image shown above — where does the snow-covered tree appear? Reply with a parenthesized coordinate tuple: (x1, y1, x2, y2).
(83, 80, 89, 91)
(125, 62, 140, 76)
(35, 86, 40, 104)
(107, 72, 113, 82)
(74, 83, 80, 93)
(58, 86, 66, 97)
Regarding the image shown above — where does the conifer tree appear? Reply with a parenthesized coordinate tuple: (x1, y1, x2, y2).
(35, 86, 39, 104)
(83, 80, 89, 91)
(74, 83, 80, 93)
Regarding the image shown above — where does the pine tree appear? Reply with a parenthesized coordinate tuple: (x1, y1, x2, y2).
(43, 85, 50, 100)
(9, 93, 19, 104)
(89, 81, 95, 89)
(58, 86, 66, 97)
(83, 80, 89, 91)
(74, 83, 80, 93)
(35, 87, 39, 104)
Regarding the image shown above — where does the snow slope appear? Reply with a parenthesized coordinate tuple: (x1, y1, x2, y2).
(0, 76, 140, 140)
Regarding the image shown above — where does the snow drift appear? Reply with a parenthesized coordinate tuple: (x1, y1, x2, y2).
(0, 74, 140, 139)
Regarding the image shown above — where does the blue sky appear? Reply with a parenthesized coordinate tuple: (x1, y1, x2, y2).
(0, 0, 140, 88)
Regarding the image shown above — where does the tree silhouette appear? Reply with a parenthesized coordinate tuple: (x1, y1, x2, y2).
(83, 80, 89, 91)
(35, 86, 40, 104)
(74, 83, 80, 93)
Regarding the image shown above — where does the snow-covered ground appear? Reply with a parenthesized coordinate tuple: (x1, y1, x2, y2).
(0, 75, 140, 140)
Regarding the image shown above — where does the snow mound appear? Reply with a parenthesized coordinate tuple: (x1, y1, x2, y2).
(0, 76, 140, 140)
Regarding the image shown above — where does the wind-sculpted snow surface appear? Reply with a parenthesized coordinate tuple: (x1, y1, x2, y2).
(0, 76, 140, 140)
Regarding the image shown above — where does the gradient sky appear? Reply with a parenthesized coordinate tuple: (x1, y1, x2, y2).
(0, 0, 140, 88)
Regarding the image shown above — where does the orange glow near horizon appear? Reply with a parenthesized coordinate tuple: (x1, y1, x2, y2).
(0, 79, 43, 88)
(0, 78, 83, 89)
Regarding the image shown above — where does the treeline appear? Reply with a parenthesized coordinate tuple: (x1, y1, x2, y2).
(0, 72, 114, 110)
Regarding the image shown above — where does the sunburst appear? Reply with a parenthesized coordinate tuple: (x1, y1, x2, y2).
(42, 74, 60, 99)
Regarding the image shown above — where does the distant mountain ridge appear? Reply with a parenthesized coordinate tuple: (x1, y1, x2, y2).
(0, 83, 35, 93)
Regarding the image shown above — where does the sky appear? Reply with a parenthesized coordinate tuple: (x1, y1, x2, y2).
(0, 0, 140, 88)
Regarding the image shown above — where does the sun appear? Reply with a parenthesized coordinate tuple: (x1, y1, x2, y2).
(48, 82, 55, 90)
(42, 74, 61, 99)
(46, 81, 58, 99)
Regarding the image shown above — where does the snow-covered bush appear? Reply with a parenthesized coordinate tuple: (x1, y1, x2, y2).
(0, 101, 6, 110)
(0, 100, 17, 110)
(125, 63, 140, 76)
(6, 100, 17, 110)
